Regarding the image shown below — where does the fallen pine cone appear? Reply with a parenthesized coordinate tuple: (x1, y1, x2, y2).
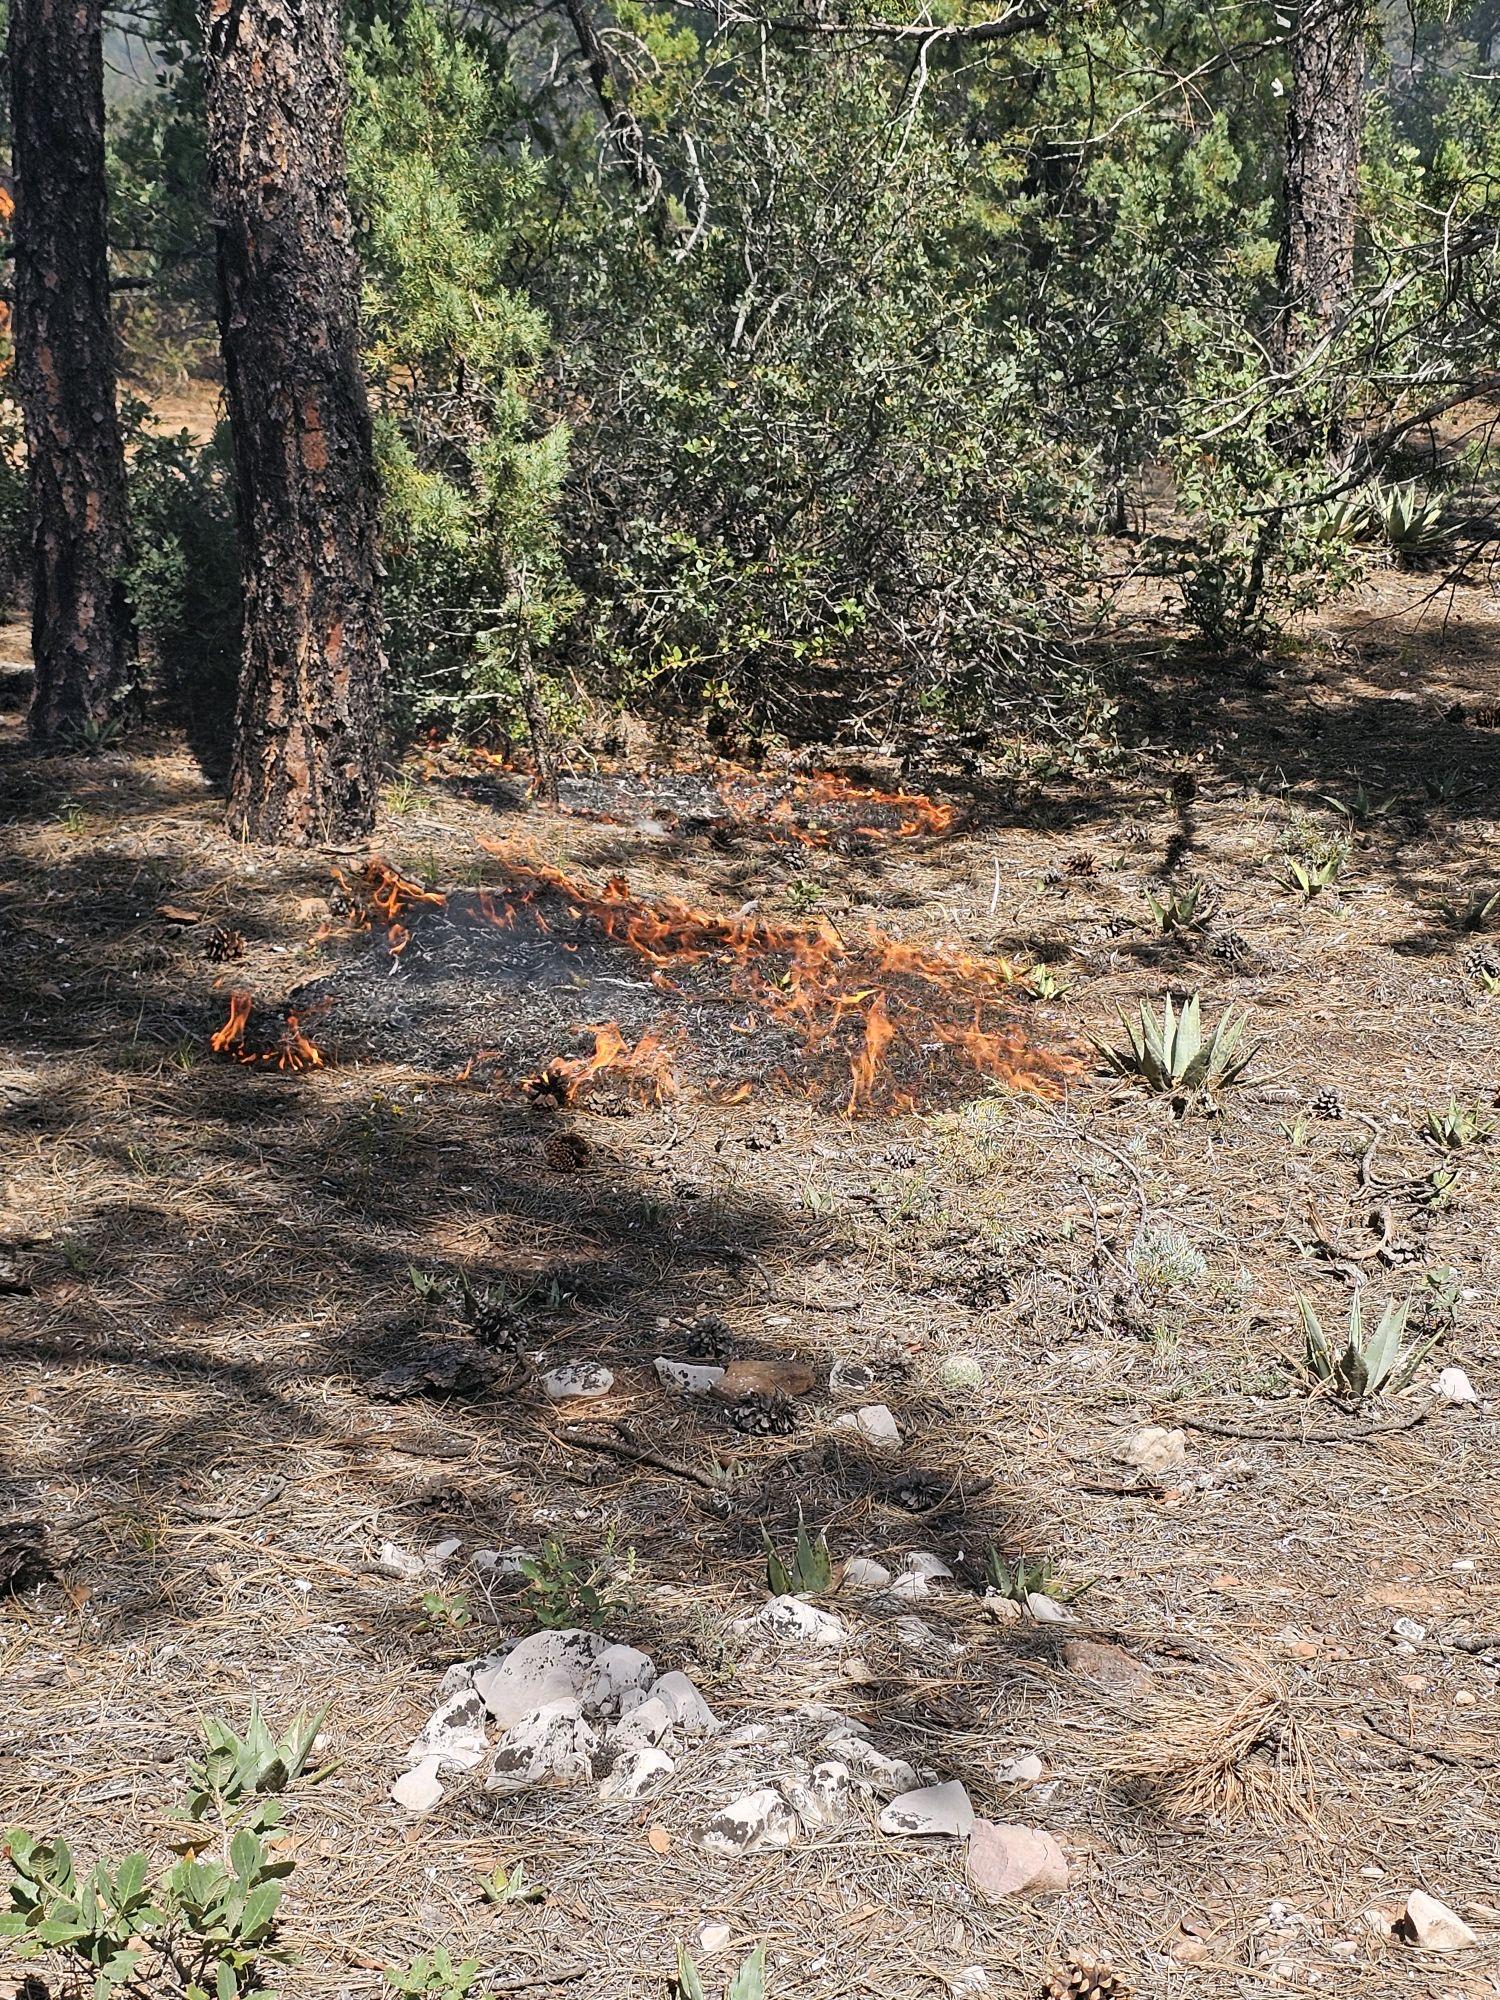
(1043, 1960, 1129, 2000)
(203, 925, 246, 963)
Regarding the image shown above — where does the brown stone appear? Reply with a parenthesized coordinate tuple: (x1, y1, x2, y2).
(1061, 1638, 1154, 1693)
(967, 1819, 1070, 1902)
(712, 1358, 816, 1402)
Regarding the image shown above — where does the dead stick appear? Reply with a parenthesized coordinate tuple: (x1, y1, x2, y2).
(1175, 1401, 1438, 1446)
(556, 1425, 725, 1491)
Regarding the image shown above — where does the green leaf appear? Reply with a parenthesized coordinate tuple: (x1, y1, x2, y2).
(676, 1946, 709, 2000)
(219, 1957, 241, 2000)
(726, 1945, 767, 2000)
(239, 1879, 284, 1942)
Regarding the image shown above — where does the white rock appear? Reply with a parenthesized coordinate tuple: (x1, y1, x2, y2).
(829, 1359, 876, 1396)
(1434, 1366, 1479, 1406)
(879, 1780, 974, 1838)
(1116, 1425, 1189, 1475)
(582, 1643, 657, 1715)
(745, 1594, 848, 1649)
(951, 1970, 990, 1996)
(1026, 1592, 1074, 1624)
(1391, 1617, 1426, 1645)
(905, 1552, 954, 1580)
(695, 1922, 733, 1955)
(425, 1536, 462, 1566)
(486, 1701, 600, 1794)
(377, 1539, 429, 1581)
(782, 1758, 853, 1833)
(609, 1695, 674, 1756)
(391, 1756, 445, 1815)
(407, 1687, 489, 1774)
(599, 1745, 675, 1801)
(884, 1571, 931, 1601)
(471, 1547, 530, 1578)
(475, 1628, 610, 1727)
(833, 1403, 902, 1449)
(698, 1787, 800, 1857)
(983, 1590, 1023, 1625)
(996, 1753, 1046, 1785)
(841, 1556, 894, 1593)
(542, 1362, 614, 1401)
(655, 1357, 727, 1393)
(1401, 1889, 1477, 1952)
(821, 1731, 918, 1800)
(654, 1669, 718, 1734)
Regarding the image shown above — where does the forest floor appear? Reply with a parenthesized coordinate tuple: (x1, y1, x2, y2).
(2, 563, 1499, 2000)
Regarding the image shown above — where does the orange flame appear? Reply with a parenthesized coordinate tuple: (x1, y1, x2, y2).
(717, 769, 957, 847)
(526, 1022, 680, 1107)
(210, 991, 327, 1071)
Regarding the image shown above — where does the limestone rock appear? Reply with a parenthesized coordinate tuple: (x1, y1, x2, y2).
(821, 1730, 919, 1800)
(879, 1780, 974, 1838)
(542, 1362, 614, 1401)
(475, 1628, 609, 1727)
(600, 1745, 675, 1801)
(1399, 1890, 1477, 1953)
(392, 1756, 446, 1815)
(655, 1357, 727, 1394)
(841, 1556, 894, 1593)
(1116, 1425, 1188, 1475)
(833, 1403, 902, 1450)
(486, 1701, 601, 1794)
(1434, 1367, 1479, 1407)
(745, 1594, 848, 1649)
(698, 1787, 800, 1858)
(654, 1669, 718, 1734)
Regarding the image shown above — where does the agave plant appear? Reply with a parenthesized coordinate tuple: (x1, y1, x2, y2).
(763, 1520, 831, 1597)
(677, 1945, 766, 2000)
(1097, 994, 1256, 1097)
(1422, 1097, 1492, 1151)
(1308, 489, 1374, 544)
(1297, 1292, 1438, 1402)
(1144, 879, 1211, 933)
(1370, 481, 1452, 561)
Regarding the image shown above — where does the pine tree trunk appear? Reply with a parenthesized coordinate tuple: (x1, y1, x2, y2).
(9, 0, 135, 747)
(1276, 0, 1365, 363)
(201, 0, 385, 845)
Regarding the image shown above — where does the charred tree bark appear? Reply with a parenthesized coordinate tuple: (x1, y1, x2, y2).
(9, 0, 135, 746)
(1276, 0, 1365, 364)
(201, 0, 385, 845)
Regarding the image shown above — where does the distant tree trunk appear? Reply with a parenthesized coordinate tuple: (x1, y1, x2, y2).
(201, 0, 385, 845)
(1276, 0, 1365, 365)
(9, 0, 135, 746)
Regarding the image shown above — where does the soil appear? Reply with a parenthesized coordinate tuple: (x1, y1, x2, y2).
(2, 567, 1498, 2000)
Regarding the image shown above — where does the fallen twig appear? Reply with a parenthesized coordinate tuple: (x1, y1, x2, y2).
(557, 1424, 727, 1492)
(1175, 1400, 1439, 1446)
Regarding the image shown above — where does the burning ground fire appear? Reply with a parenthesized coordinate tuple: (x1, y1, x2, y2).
(207, 852, 1080, 1115)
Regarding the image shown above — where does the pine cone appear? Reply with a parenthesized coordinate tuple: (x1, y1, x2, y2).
(203, 925, 246, 963)
(1209, 929, 1252, 969)
(541, 1129, 591, 1173)
(1065, 852, 1097, 877)
(463, 1289, 523, 1354)
(1043, 1959, 1128, 2000)
(682, 1315, 734, 1363)
(1468, 701, 1500, 728)
(1464, 942, 1500, 981)
(1309, 1087, 1344, 1120)
(726, 1393, 796, 1437)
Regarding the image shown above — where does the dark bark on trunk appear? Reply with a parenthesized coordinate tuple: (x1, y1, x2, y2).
(201, 0, 385, 845)
(1276, 0, 1365, 364)
(10, 0, 135, 746)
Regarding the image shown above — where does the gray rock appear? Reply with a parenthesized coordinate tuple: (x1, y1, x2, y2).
(841, 1556, 894, 1592)
(1400, 1889, 1477, 1952)
(476, 1628, 610, 1728)
(697, 1786, 800, 1858)
(486, 1701, 601, 1794)
(582, 1643, 657, 1715)
(782, 1759, 853, 1832)
(609, 1694, 675, 1756)
(1025, 1591, 1074, 1624)
(542, 1362, 614, 1402)
(821, 1731, 919, 1799)
(599, 1744, 675, 1801)
(744, 1594, 848, 1649)
(878, 1780, 974, 1838)
(654, 1669, 718, 1734)
(904, 1552, 954, 1580)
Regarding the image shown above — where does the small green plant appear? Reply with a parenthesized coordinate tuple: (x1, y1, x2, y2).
(1144, 879, 1210, 933)
(1279, 852, 1344, 899)
(1297, 1292, 1438, 1402)
(1473, 966, 1500, 996)
(764, 1520, 832, 1596)
(1426, 769, 1466, 806)
(984, 1549, 1059, 1601)
(186, 1704, 327, 1830)
(784, 876, 824, 915)
(1280, 1114, 1310, 1148)
(1127, 1220, 1207, 1292)
(417, 1588, 473, 1633)
(0, 1724, 306, 2000)
(518, 1528, 633, 1631)
(62, 715, 124, 756)
(1308, 488, 1374, 545)
(1096, 993, 1256, 1098)
(1369, 480, 1452, 561)
(1460, 886, 1500, 932)
(408, 1264, 446, 1301)
(1420, 1265, 1462, 1333)
(56, 803, 88, 837)
(385, 1947, 481, 2000)
(478, 1859, 545, 1907)
(1319, 782, 1394, 824)
(1421, 1097, 1492, 1150)
(1026, 962, 1073, 1000)
(676, 1943, 766, 2000)
(384, 776, 420, 817)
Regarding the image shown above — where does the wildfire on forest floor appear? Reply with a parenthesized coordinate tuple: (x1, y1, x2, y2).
(208, 851, 1081, 1116)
